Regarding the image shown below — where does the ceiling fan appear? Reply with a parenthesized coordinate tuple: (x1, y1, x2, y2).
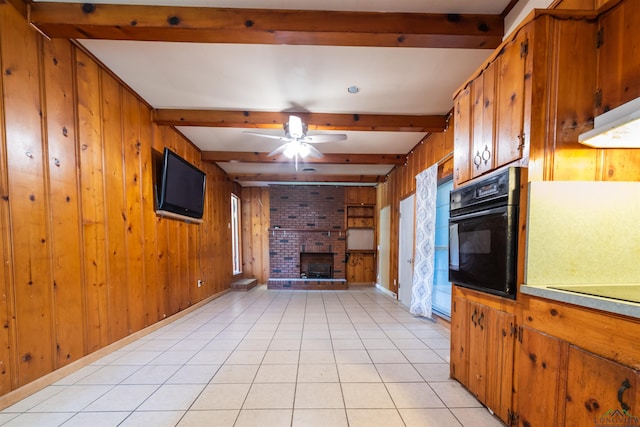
(244, 115, 347, 169)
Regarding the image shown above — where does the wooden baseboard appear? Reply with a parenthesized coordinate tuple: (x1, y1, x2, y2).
(0, 288, 230, 410)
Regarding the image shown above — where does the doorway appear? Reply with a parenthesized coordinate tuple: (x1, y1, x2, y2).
(398, 194, 415, 308)
(377, 206, 391, 291)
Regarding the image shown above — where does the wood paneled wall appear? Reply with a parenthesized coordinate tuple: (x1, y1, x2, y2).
(0, 3, 234, 397)
(376, 126, 454, 294)
(240, 187, 270, 284)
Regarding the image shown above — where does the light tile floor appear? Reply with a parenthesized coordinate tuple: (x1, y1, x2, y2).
(0, 286, 504, 426)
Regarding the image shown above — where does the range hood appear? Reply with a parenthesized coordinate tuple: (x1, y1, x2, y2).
(579, 96, 640, 148)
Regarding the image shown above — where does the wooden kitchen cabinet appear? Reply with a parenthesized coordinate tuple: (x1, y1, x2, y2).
(452, 12, 598, 184)
(346, 251, 375, 285)
(512, 300, 640, 427)
(450, 292, 516, 423)
(450, 296, 469, 384)
(471, 60, 496, 178)
(595, 0, 640, 116)
(589, 1, 640, 182)
(453, 27, 528, 186)
(516, 326, 566, 427)
(344, 186, 376, 205)
(493, 29, 528, 170)
(564, 346, 639, 427)
(453, 86, 472, 186)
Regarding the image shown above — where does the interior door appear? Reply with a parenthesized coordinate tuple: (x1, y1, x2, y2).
(398, 195, 415, 307)
(377, 206, 391, 291)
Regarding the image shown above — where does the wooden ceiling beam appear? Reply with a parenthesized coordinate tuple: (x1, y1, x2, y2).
(29, 3, 503, 49)
(155, 109, 447, 133)
(202, 151, 405, 165)
(228, 173, 384, 183)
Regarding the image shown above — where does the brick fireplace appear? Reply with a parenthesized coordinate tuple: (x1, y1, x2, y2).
(268, 186, 347, 289)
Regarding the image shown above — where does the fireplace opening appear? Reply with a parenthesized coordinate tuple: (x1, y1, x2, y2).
(300, 252, 334, 279)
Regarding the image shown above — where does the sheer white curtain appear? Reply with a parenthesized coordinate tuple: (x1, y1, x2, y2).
(410, 164, 438, 318)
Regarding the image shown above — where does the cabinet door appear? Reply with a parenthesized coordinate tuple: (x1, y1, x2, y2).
(565, 346, 639, 427)
(472, 61, 497, 178)
(485, 307, 515, 423)
(495, 29, 528, 168)
(596, 0, 640, 116)
(450, 296, 469, 385)
(453, 86, 472, 186)
(468, 301, 489, 402)
(345, 187, 376, 205)
(517, 326, 565, 427)
(346, 252, 375, 284)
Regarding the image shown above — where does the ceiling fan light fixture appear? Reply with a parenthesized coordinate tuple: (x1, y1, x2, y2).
(288, 115, 304, 139)
(283, 143, 297, 158)
(298, 143, 311, 158)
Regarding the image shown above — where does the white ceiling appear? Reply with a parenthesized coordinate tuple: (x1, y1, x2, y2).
(33, 0, 543, 186)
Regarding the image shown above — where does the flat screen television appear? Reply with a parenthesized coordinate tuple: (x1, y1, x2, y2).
(155, 148, 206, 222)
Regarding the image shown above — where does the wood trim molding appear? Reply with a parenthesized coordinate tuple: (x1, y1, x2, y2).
(202, 151, 406, 165)
(155, 109, 447, 133)
(228, 173, 384, 183)
(28, 2, 504, 49)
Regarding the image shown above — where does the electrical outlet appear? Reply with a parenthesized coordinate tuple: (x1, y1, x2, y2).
(197, 280, 203, 288)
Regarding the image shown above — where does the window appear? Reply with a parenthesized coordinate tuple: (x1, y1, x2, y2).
(231, 194, 242, 274)
(432, 179, 453, 318)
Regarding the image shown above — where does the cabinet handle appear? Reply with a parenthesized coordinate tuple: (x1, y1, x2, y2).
(471, 309, 478, 327)
(618, 378, 632, 412)
(482, 145, 491, 165)
(473, 151, 482, 169)
(478, 311, 485, 330)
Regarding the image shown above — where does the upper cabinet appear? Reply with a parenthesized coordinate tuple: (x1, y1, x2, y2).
(453, 26, 529, 186)
(592, 1, 640, 181)
(596, 0, 640, 115)
(452, 12, 598, 185)
(453, 86, 472, 186)
(494, 29, 528, 170)
(344, 187, 376, 206)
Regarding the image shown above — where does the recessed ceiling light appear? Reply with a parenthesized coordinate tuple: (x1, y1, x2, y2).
(347, 86, 360, 94)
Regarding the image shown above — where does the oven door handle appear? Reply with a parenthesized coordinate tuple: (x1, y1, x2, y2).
(449, 206, 507, 222)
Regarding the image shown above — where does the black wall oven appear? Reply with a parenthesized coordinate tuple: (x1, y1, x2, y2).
(448, 167, 522, 299)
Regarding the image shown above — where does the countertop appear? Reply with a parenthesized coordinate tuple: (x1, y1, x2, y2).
(520, 284, 640, 320)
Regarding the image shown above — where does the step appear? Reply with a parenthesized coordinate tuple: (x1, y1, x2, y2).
(267, 278, 348, 291)
(230, 278, 258, 291)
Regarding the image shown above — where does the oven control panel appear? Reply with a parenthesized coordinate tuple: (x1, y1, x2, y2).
(450, 167, 521, 214)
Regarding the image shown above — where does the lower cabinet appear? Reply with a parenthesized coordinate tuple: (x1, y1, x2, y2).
(453, 293, 640, 427)
(516, 326, 565, 427)
(564, 346, 639, 427)
(345, 251, 375, 285)
(515, 326, 640, 427)
(451, 295, 516, 423)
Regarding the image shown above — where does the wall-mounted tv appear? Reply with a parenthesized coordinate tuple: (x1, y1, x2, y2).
(155, 148, 206, 223)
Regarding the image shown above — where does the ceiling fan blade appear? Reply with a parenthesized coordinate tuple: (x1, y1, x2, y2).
(244, 131, 290, 142)
(267, 144, 289, 157)
(303, 134, 348, 143)
(303, 143, 324, 158)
